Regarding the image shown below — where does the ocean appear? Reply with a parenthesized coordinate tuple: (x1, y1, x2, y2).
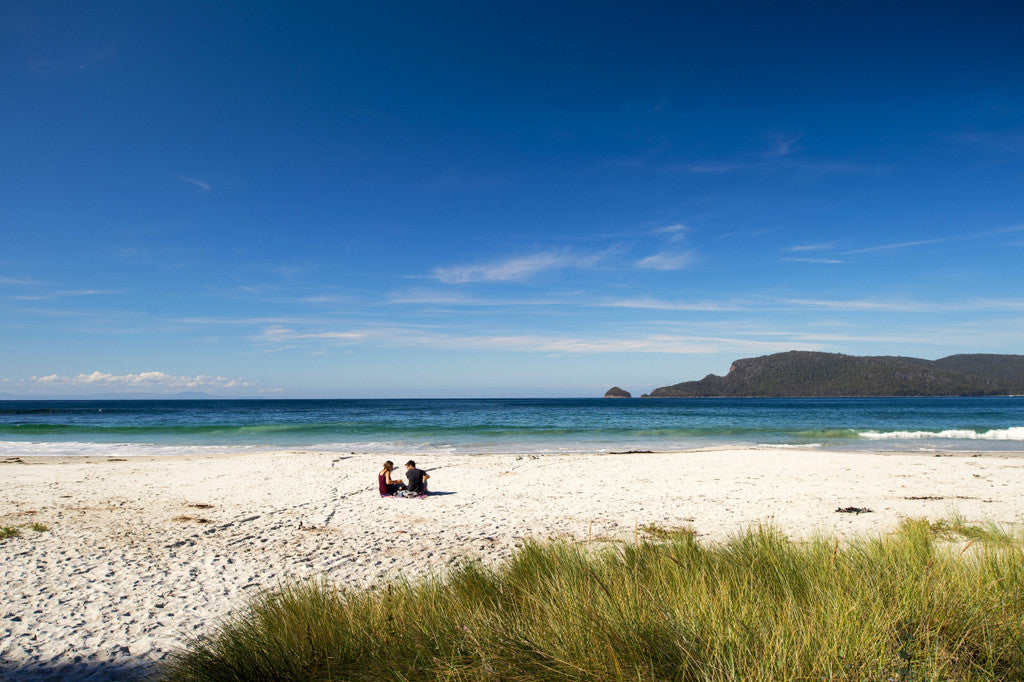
(1, 397, 1022, 458)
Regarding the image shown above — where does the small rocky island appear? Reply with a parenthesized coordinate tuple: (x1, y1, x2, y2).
(603, 386, 632, 398)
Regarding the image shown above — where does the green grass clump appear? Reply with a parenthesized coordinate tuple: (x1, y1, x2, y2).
(638, 522, 696, 542)
(0, 525, 20, 539)
(161, 519, 1024, 681)
(930, 512, 1015, 545)
(0, 522, 50, 538)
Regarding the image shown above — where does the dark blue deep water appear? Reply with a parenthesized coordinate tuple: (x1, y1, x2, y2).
(1, 397, 1022, 457)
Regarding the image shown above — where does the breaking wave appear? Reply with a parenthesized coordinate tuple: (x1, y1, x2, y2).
(859, 427, 1024, 441)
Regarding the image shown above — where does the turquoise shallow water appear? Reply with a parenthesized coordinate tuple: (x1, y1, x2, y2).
(1, 397, 1022, 457)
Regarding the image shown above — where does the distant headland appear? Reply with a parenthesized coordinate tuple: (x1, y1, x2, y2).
(609, 351, 1024, 398)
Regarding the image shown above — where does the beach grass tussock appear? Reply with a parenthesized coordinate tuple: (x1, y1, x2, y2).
(160, 519, 1024, 681)
(1, 522, 51, 539)
(0, 525, 21, 539)
(637, 522, 696, 542)
(929, 512, 1016, 545)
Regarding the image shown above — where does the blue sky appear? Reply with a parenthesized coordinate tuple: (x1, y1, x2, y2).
(2, 1, 1023, 397)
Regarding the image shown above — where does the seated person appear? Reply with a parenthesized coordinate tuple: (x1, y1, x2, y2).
(378, 460, 406, 496)
(404, 460, 430, 495)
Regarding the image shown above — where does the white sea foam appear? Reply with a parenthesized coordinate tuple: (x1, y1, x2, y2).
(0, 439, 606, 458)
(757, 443, 824, 449)
(859, 427, 1024, 441)
(0, 440, 267, 458)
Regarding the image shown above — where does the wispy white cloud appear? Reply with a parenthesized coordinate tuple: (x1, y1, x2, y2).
(300, 295, 352, 304)
(253, 325, 368, 348)
(636, 251, 693, 270)
(784, 298, 950, 312)
(26, 46, 116, 77)
(778, 297, 1024, 313)
(786, 242, 836, 252)
(764, 134, 802, 158)
(640, 315, 1024, 350)
(431, 251, 601, 283)
(953, 129, 1024, 157)
(270, 261, 320, 279)
(6, 371, 273, 395)
(969, 297, 1024, 310)
(688, 161, 749, 174)
(179, 175, 212, 192)
(784, 331, 961, 345)
(11, 289, 119, 301)
(178, 316, 327, 326)
(391, 290, 747, 311)
(688, 159, 884, 175)
(844, 238, 947, 254)
(654, 223, 690, 241)
(0, 275, 38, 285)
(644, 317, 1024, 353)
(782, 319, 1024, 348)
(388, 290, 491, 306)
(112, 246, 145, 262)
(434, 333, 803, 355)
(248, 323, 810, 357)
(608, 294, 1014, 314)
(843, 224, 1024, 255)
(615, 295, 1024, 314)
(993, 224, 1024, 236)
(783, 241, 840, 263)
(387, 289, 564, 307)
(600, 297, 742, 311)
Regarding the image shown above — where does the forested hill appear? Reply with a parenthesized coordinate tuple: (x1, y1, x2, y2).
(644, 352, 1024, 397)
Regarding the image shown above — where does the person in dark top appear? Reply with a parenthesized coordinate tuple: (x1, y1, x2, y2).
(378, 461, 406, 496)
(404, 460, 429, 495)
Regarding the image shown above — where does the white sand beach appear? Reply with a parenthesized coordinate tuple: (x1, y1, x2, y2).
(3, 447, 1024, 680)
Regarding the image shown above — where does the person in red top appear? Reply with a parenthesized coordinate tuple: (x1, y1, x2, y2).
(378, 461, 406, 496)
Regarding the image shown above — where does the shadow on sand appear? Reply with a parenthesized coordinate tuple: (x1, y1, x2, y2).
(0, 659, 156, 681)
(382, 491, 456, 498)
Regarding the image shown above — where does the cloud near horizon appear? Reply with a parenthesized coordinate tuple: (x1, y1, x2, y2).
(4, 371, 272, 395)
(250, 323, 814, 356)
(439, 333, 806, 355)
